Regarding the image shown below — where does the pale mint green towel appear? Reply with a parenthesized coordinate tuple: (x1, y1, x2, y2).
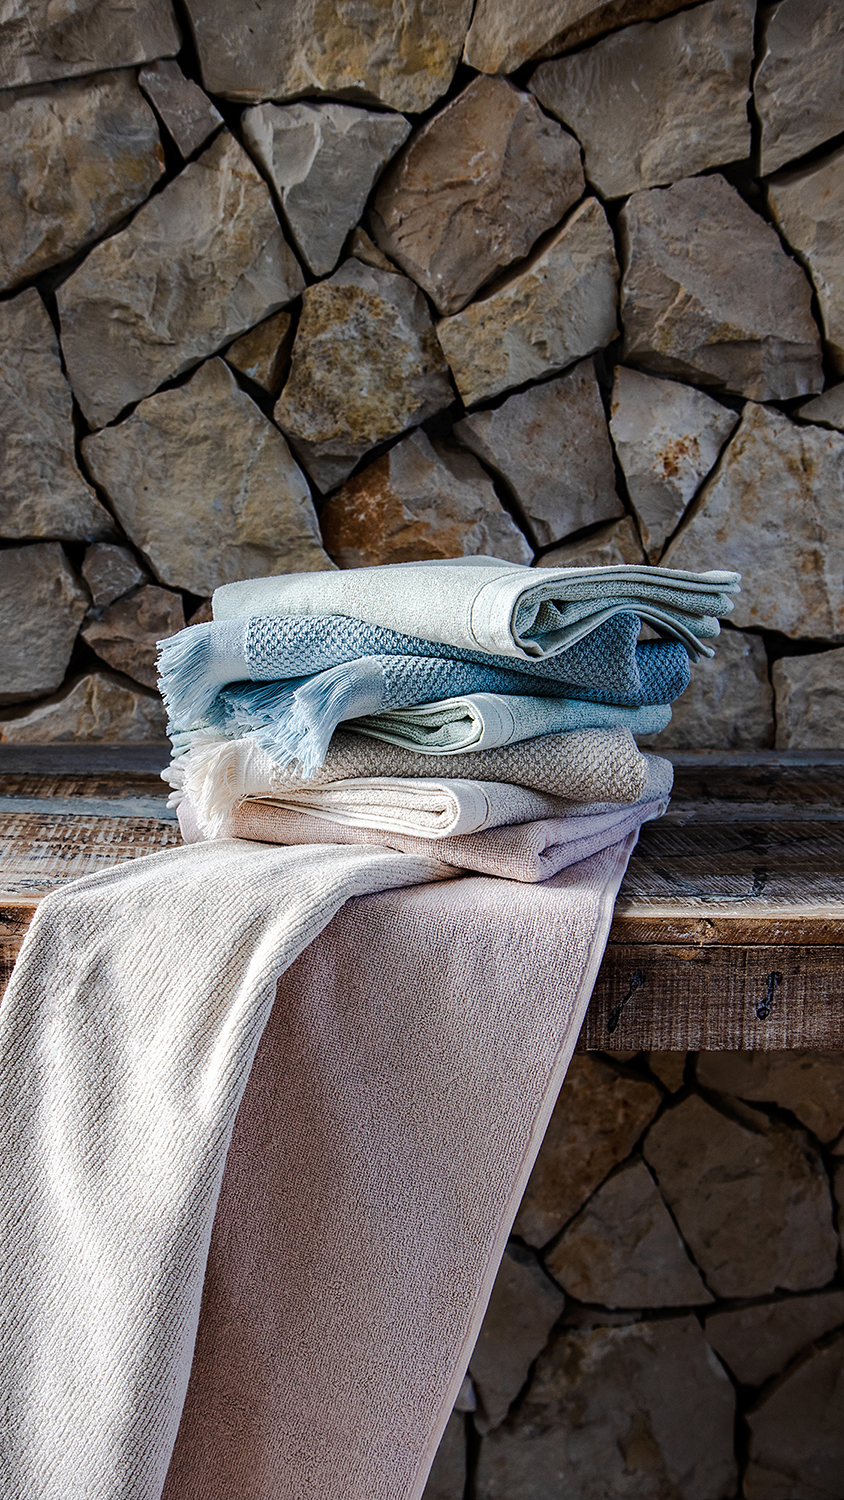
(212, 556, 740, 661)
(348, 694, 671, 755)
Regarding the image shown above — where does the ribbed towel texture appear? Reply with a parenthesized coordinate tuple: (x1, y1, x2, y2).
(158, 611, 691, 731)
(165, 728, 674, 839)
(0, 839, 458, 1500)
(212, 554, 740, 659)
(156, 840, 639, 1500)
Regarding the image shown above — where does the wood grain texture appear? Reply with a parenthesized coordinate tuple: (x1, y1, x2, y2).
(1, 752, 843, 1048)
(577, 945, 844, 1051)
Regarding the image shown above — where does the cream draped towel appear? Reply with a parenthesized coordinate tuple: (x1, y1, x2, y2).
(0, 838, 456, 1500)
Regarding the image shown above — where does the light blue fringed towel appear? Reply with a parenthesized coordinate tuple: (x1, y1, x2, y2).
(211, 555, 741, 660)
(169, 674, 673, 776)
(158, 611, 691, 732)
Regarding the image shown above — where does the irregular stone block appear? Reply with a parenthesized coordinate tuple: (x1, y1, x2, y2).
(768, 145, 844, 376)
(536, 516, 645, 569)
(275, 259, 453, 492)
(745, 1335, 844, 1500)
(637, 629, 773, 751)
(243, 102, 409, 279)
(454, 360, 622, 549)
(225, 311, 295, 399)
(0, 0, 180, 90)
(663, 404, 844, 639)
(183, 0, 473, 113)
(644, 1094, 838, 1297)
(706, 1290, 844, 1387)
(347, 227, 397, 275)
(437, 197, 618, 407)
(0, 289, 114, 543)
(370, 76, 584, 316)
(0, 543, 88, 705)
(81, 585, 185, 690)
(321, 429, 531, 568)
(475, 1316, 737, 1500)
(421, 1411, 465, 1500)
(469, 1245, 564, 1432)
(648, 1053, 686, 1092)
(696, 1051, 844, 1143)
(609, 367, 738, 562)
(0, 671, 168, 743)
(620, 174, 823, 401)
(756, 0, 844, 175)
(798, 381, 844, 431)
(463, 0, 699, 73)
(454, 1373, 476, 1413)
(82, 544, 149, 609)
(57, 131, 304, 430)
(547, 1157, 712, 1309)
(0, 71, 163, 293)
(81, 359, 331, 598)
(531, 0, 752, 201)
(513, 1055, 661, 1248)
(138, 58, 222, 158)
(774, 649, 844, 750)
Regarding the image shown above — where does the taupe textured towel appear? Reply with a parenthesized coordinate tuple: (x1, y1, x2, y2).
(160, 841, 638, 1500)
(166, 726, 671, 837)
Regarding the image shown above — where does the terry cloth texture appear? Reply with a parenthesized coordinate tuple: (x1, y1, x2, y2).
(210, 796, 668, 880)
(165, 728, 673, 838)
(177, 763, 671, 842)
(169, 661, 674, 779)
(0, 838, 459, 1500)
(349, 693, 671, 754)
(156, 840, 640, 1500)
(158, 612, 691, 731)
(212, 555, 740, 660)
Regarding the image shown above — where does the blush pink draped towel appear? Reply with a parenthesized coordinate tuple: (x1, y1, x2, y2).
(162, 838, 637, 1500)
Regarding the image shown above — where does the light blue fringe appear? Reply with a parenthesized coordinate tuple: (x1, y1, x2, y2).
(156, 624, 217, 727)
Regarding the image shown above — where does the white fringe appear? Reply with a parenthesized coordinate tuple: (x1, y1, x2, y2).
(176, 739, 263, 839)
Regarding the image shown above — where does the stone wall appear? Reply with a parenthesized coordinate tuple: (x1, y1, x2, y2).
(427, 1048, 844, 1500)
(2, 0, 844, 746)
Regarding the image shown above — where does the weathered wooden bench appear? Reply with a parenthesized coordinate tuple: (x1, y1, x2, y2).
(2, 746, 842, 1050)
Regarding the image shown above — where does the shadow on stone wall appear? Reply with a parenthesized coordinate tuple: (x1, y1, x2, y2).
(2, 0, 844, 748)
(426, 1048, 844, 1500)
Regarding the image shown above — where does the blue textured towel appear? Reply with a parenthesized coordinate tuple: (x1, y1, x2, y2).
(158, 612, 690, 731)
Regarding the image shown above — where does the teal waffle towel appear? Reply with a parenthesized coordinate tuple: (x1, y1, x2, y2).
(169, 659, 675, 777)
(158, 611, 690, 731)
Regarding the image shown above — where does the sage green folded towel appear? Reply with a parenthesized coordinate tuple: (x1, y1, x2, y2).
(212, 555, 740, 661)
(348, 694, 671, 755)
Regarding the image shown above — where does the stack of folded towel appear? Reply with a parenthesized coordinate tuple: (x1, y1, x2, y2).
(159, 556, 740, 876)
(1, 554, 742, 1500)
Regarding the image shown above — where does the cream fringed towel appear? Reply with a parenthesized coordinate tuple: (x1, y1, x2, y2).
(0, 838, 456, 1500)
(161, 843, 638, 1500)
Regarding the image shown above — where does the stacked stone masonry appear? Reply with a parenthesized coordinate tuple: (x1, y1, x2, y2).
(433, 1048, 844, 1500)
(2, 8, 844, 1498)
(2, 0, 844, 743)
